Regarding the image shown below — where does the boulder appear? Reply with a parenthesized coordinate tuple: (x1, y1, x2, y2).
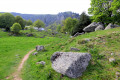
(51, 52, 91, 78)
(36, 45, 44, 51)
(27, 33, 33, 37)
(95, 24, 104, 31)
(70, 47, 80, 51)
(32, 52, 38, 55)
(105, 23, 115, 30)
(83, 22, 102, 32)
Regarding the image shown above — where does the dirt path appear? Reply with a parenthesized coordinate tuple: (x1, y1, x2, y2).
(11, 49, 35, 80)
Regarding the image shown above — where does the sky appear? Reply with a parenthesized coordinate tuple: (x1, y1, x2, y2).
(0, 0, 91, 14)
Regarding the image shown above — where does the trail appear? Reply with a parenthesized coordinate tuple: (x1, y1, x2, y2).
(11, 49, 35, 80)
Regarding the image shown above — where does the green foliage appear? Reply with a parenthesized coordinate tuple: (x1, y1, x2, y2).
(29, 25, 34, 33)
(0, 13, 15, 31)
(62, 17, 78, 34)
(72, 12, 91, 35)
(11, 23, 22, 34)
(56, 24, 61, 32)
(26, 19, 33, 26)
(15, 16, 25, 29)
(89, 0, 120, 24)
(33, 19, 45, 28)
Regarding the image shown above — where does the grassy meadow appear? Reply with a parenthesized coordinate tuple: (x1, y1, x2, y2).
(22, 28, 120, 80)
(0, 29, 69, 80)
(0, 28, 120, 80)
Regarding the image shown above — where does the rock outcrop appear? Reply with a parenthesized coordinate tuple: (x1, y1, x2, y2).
(51, 52, 91, 78)
(83, 22, 103, 32)
(105, 23, 120, 30)
(95, 24, 104, 31)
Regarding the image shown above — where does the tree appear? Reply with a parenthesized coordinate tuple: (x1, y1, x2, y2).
(72, 12, 91, 35)
(11, 23, 22, 34)
(62, 17, 78, 34)
(57, 24, 61, 32)
(29, 25, 34, 33)
(15, 16, 25, 29)
(26, 19, 33, 26)
(88, 0, 120, 24)
(33, 19, 45, 29)
(0, 13, 15, 31)
(88, 0, 113, 24)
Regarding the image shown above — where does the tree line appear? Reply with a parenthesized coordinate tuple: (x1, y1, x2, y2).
(0, 13, 45, 34)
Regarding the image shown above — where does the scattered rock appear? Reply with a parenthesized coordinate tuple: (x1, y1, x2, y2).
(83, 22, 102, 32)
(95, 24, 104, 31)
(73, 32, 84, 37)
(32, 52, 38, 55)
(51, 52, 91, 78)
(116, 72, 120, 79)
(109, 57, 116, 62)
(36, 61, 46, 66)
(27, 33, 33, 37)
(36, 45, 45, 51)
(70, 47, 80, 51)
(111, 53, 114, 56)
(84, 38, 91, 42)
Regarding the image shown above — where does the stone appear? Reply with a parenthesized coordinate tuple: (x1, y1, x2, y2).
(51, 52, 91, 78)
(95, 24, 104, 31)
(27, 33, 33, 37)
(83, 22, 102, 32)
(111, 53, 114, 56)
(84, 38, 91, 42)
(70, 47, 80, 51)
(36, 45, 44, 51)
(36, 61, 46, 66)
(73, 32, 84, 37)
(109, 58, 116, 62)
(32, 52, 38, 55)
(105, 23, 115, 30)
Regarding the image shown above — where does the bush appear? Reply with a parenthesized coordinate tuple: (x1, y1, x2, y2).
(11, 23, 22, 34)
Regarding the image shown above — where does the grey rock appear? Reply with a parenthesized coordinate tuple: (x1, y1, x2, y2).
(36, 61, 46, 66)
(51, 52, 91, 78)
(109, 58, 116, 62)
(83, 22, 102, 32)
(36, 45, 44, 51)
(27, 33, 33, 37)
(105, 23, 115, 30)
(70, 47, 80, 51)
(74, 32, 84, 37)
(95, 24, 104, 31)
(111, 53, 114, 56)
(84, 38, 91, 42)
(32, 52, 38, 55)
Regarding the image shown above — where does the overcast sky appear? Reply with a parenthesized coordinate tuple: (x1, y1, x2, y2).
(0, 0, 91, 14)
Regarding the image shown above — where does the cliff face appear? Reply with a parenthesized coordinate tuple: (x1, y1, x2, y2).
(10, 12, 79, 26)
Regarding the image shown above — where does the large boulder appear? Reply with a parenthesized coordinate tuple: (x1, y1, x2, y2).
(95, 24, 104, 31)
(105, 23, 120, 30)
(36, 45, 44, 51)
(51, 52, 91, 78)
(105, 23, 115, 30)
(83, 22, 102, 32)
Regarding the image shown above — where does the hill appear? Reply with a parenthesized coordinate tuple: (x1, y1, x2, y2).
(1, 27, 120, 80)
(9, 12, 79, 26)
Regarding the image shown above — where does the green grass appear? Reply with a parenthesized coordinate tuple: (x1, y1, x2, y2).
(0, 29, 69, 80)
(1, 28, 120, 80)
(22, 28, 120, 80)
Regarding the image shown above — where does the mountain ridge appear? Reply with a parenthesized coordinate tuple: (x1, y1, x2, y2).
(1, 11, 80, 26)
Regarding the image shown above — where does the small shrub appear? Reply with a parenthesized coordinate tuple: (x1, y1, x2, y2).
(11, 23, 22, 34)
